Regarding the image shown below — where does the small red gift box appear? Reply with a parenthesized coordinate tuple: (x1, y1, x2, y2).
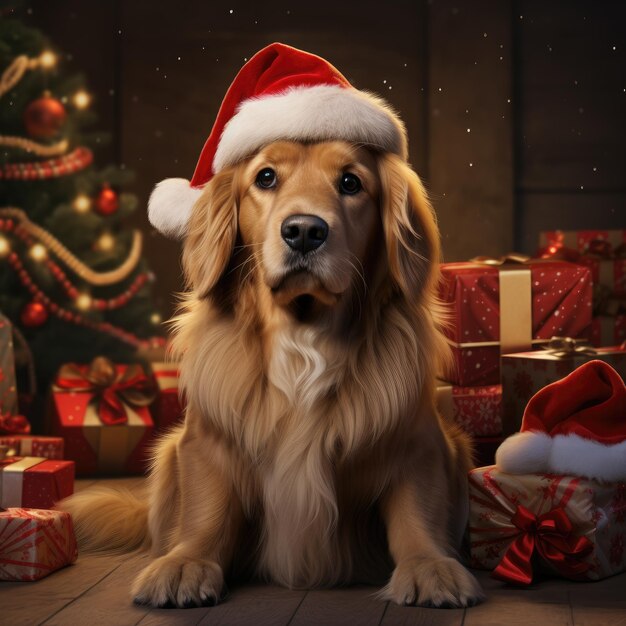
(0, 456, 74, 509)
(0, 508, 77, 581)
(591, 315, 626, 348)
(151, 362, 185, 431)
(49, 357, 155, 476)
(0, 435, 64, 459)
(540, 230, 626, 297)
(501, 341, 626, 435)
(439, 258, 592, 386)
(468, 466, 626, 584)
(436, 382, 502, 436)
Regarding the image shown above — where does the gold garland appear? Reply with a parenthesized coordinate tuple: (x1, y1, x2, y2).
(0, 207, 143, 286)
(0, 135, 69, 157)
(0, 55, 38, 98)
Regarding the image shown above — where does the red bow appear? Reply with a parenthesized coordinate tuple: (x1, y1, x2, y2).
(492, 505, 593, 585)
(0, 412, 31, 435)
(56, 356, 155, 425)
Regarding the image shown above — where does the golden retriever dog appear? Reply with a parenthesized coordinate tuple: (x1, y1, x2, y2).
(62, 42, 483, 610)
(61, 138, 483, 609)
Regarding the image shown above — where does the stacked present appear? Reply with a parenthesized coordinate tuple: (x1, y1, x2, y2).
(436, 255, 592, 464)
(539, 229, 626, 348)
(468, 360, 626, 584)
(49, 356, 156, 475)
(0, 312, 78, 581)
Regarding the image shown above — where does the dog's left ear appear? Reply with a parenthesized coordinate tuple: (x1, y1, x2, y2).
(377, 153, 441, 305)
(182, 167, 238, 299)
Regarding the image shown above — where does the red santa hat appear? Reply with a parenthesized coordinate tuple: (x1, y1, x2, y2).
(148, 42, 408, 237)
(496, 360, 626, 482)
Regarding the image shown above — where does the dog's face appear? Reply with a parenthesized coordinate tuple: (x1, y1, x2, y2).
(183, 139, 440, 325)
(238, 141, 380, 320)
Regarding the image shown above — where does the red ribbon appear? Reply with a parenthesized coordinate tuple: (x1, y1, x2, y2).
(492, 505, 594, 585)
(55, 356, 155, 425)
(0, 412, 31, 435)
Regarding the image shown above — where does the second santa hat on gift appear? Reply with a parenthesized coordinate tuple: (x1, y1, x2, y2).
(496, 359, 626, 482)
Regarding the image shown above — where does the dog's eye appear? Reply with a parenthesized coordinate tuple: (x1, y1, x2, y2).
(256, 168, 277, 189)
(339, 173, 362, 195)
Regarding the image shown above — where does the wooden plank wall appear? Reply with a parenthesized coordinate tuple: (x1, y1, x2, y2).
(514, 0, 626, 253)
(27, 0, 626, 317)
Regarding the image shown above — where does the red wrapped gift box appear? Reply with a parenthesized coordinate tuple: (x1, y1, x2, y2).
(49, 359, 155, 475)
(469, 466, 626, 583)
(501, 343, 626, 435)
(151, 362, 185, 431)
(540, 230, 626, 297)
(0, 508, 77, 581)
(591, 315, 626, 348)
(436, 382, 502, 436)
(439, 259, 592, 386)
(0, 435, 64, 459)
(0, 456, 74, 508)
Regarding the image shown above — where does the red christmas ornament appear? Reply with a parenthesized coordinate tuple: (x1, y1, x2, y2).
(23, 93, 67, 139)
(96, 184, 119, 215)
(21, 301, 48, 327)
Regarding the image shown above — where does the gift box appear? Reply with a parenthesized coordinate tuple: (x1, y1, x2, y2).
(539, 230, 626, 297)
(439, 258, 592, 386)
(0, 435, 64, 460)
(151, 362, 185, 431)
(501, 340, 626, 435)
(591, 315, 626, 347)
(49, 357, 155, 475)
(436, 382, 502, 436)
(0, 455, 74, 508)
(468, 466, 626, 583)
(0, 508, 77, 581)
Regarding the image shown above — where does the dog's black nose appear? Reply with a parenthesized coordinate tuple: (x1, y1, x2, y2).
(281, 214, 328, 254)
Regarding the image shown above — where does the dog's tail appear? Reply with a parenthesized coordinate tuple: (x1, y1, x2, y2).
(58, 485, 149, 553)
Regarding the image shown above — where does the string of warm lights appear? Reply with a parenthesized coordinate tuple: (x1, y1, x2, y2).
(0, 208, 142, 285)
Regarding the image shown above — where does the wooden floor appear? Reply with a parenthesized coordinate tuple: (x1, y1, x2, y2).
(3, 478, 625, 626)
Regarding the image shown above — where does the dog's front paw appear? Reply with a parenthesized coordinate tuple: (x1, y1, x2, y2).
(132, 555, 224, 608)
(383, 556, 484, 608)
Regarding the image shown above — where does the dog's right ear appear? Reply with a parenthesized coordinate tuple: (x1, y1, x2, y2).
(182, 167, 238, 299)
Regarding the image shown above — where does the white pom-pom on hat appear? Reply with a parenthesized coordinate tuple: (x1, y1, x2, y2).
(147, 178, 203, 239)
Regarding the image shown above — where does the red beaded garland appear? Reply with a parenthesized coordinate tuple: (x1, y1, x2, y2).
(0, 147, 93, 180)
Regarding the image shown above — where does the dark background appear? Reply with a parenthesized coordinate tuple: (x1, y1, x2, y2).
(27, 0, 626, 318)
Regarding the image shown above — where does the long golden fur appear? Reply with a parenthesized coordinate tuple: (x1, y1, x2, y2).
(61, 140, 483, 608)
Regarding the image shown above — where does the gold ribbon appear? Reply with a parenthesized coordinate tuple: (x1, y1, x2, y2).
(468, 254, 533, 354)
(0, 456, 46, 507)
(546, 336, 597, 358)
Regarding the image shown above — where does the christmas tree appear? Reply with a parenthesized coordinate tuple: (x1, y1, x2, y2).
(0, 17, 164, 403)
